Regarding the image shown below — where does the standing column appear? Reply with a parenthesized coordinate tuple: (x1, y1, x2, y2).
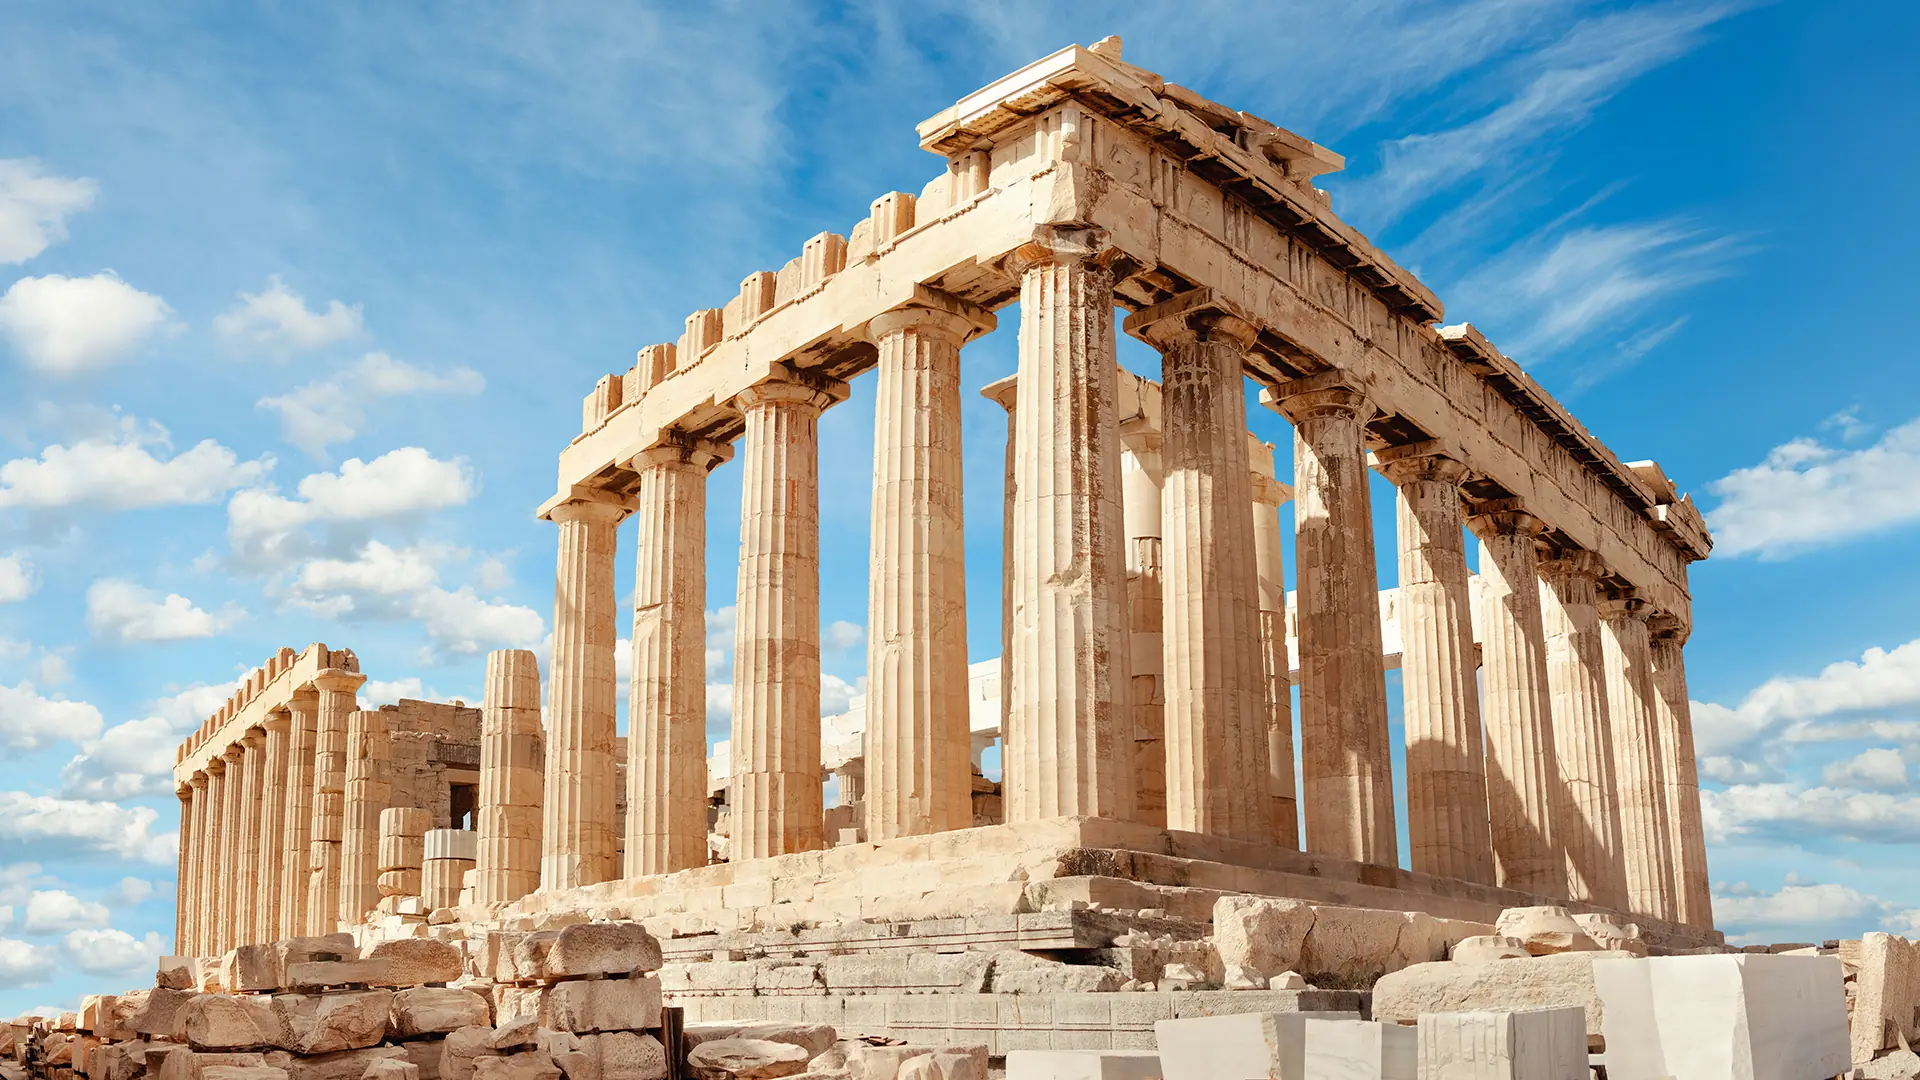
(1003, 227, 1135, 822)
(256, 710, 291, 944)
(628, 442, 727, 876)
(201, 758, 227, 954)
(174, 782, 194, 955)
(479, 649, 544, 904)
(1650, 621, 1713, 928)
(217, 744, 245, 951)
(306, 670, 364, 934)
(867, 298, 993, 841)
(981, 375, 1019, 765)
(1127, 297, 1268, 840)
(1251, 445, 1299, 847)
(1268, 379, 1396, 865)
(339, 708, 391, 925)
(732, 375, 846, 857)
(1601, 596, 1678, 921)
(280, 690, 318, 939)
(1469, 508, 1564, 897)
(185, 772, 210, 956)
(234, 729, 266, 945)
(1120, 420, 1167, 829)
(1539, 554, 1629, 909)
(544, 492, 633, 889)
(1379, 447, 1491, 884)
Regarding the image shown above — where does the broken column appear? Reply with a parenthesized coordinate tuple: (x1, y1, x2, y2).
(377, 806, 430, 908)
(478, 649, 543, 905)
(421, 829, 476, 911)
(339, 707, 392, 927)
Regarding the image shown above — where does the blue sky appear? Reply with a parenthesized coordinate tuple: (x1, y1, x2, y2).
(2, 0, 1916, 1013)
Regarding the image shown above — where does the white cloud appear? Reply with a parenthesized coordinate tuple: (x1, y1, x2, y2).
(362, 678, 424, 709)
(1702, 782, 1920, 846)
(0, 792, 176, 864)
(63, 928, 166, 976)
(0, 417, 271, 511)
(1692, 637, 1920, 760)
(822, 673, 860, 717)
(0, 864, 47, 907)
(0, 159, 97, 264)
(103, 878, 159, 907)
(1822, 747, 1908, 792)
(228, 447, 478, 570)
(0, 553, 35, 603)
(258, 351, 484, 457)
(22, 890, 108, 933)
(1711, 880, 1884, 945)
(1706, 416, 1920, 559)
(0, 937, 55, 988)
(149, 680, 243, 728)
(284, 540, 543, 657)
(86, 579, 238, 643)
(0, 681, 104, 750)
(213, 276, 364, 355)
(0, 272, 177, 374)
(60, 716, 184, 799)
(824, 620, 863, 652)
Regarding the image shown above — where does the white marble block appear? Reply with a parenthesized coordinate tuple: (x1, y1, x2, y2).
(1592, 954, 1849, 1080)
(1415, 1007, 1587, 1079)
(1154, 1012, 1313, 1080)
(1006, 1049, 1164, 1080)
(1302, 1019, 1417, 1080)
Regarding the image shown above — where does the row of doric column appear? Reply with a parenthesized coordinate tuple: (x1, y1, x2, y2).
(539, 236, 1712, 929)
(174, 668, 365, 956)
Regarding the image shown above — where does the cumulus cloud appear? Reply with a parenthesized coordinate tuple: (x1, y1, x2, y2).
(60, 717, 184, 799)
(22, 889, 108, 933)
(86, 580, 239, 642)
(0, 681, 104, 750)
(0, 417, 271, 512)
(1692, 637, 1920, 761)
(0, 272, 177, 374)
(0, 158, 97, 264)
(1702, 782, 1920, 846)
(103, 878, 159, 907)
(1711, 879, 1892, 945)
(1822, 747, 1909, 792)
(63, 928, 166, 976)
(361, 678, 424, 709)
(0, 937, 55, 988)
(1706, 416, 1920, 559)
(227, 447, 477, 568)
(0, 792, 176, 864)
(0, 553, 35, 603)
(258, 352, 484, 457)
(823, 620, 863, 652)
(213, 276, 364, 355)
(285, 541, 542, 657)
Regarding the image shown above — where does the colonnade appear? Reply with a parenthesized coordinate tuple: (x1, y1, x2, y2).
(540, 241, 1713, 928)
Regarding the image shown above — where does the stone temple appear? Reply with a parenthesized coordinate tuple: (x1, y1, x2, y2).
(19, 38, 1893, 1080)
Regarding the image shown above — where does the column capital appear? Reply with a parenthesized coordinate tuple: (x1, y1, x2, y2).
(630, 435, 733, 475)
(1467, 500, 1546, 540)
(310, 669, 368, 695)
(980, 374, 1018, 414)
(1374, 440, 1470, 488)
(263, 707, 292, 734)
(189, 770, 209, 789)
(1250, 473, 1294, 506)
(220, 742, 245, 764)
(733, 369, 849, 415)
(177, 781, 193, 800)
(1122, 287, 1258, 352)
(1648, 612, 1691, 643)
(1539, 549, 1608, 584)
(548, 493, 637, 527)
(1260, 369, 1376, 425)
(1004, 224, 1115, 276)
(241, 726, 267, 750)
(868, 286, 996, 345)
(1598, 594, 1651, 622)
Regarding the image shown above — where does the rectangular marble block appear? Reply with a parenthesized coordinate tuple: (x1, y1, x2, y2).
(1006, 1050, 1164, 1080)
(1302, 1019, 1415, 1080)
(1155, 1012, 1313, 1080)
(1592, 954, 1849, 1080)
(1414, 1008, 1586, 1080)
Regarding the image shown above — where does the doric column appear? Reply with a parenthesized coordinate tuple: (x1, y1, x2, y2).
(1119, 420, 1167, 829)
(339, 708, 391, 926)
(234, 728, 266, 945)
(256, 710, 291, 944)
(866, 297, 993, 841)
(422, 829, 477, 911)
(217, 743, 245, 951)
(1127, 294, 1267, 840)
(1378, 447, 1491, 884)
(280, 689, 318, 939)
(1651, 619, 1713, 928)
(1601, 596, 1678, 921)
(1469, 507, 1564, 897)
(479, 649, 543, 905)
(1538, 554, 1629, 909)
(732, 373, 847, 858)
(174, 782, 194, 955)
(201, 758, 226, 954)
(377, 807, 429, 904)
(1268, 378, 1396, 866)
(185, 772, 209, 956)
(627, 441, 728, 876)
(1003, 226, 1134, 822)
(545, 492, 633, 889)
(306, 670, 363, 934)
(1251, 446, 1299, 847)
(981, 375, 1019, 767)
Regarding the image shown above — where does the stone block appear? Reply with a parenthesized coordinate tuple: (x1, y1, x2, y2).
(1570, 914, 1646, 957)
(1414, 1008, 1586, 1079)
(182, 994, 281, 1051)
(1300, 1018, 1416, 1079)
(1852, 932, 1919, 1063)
(493, 1015, 539, 1051)
(401, 1040, 444, 1080)
(494, 985, 546, 1025)
(546, 923, 664, 981)
(391, 988, 491, 1038)
(681, 1022, 835, 1059)
(145, 1045, 201, 1080)
(1153, 1012, 1311, 1080)
(438, 1027, 494, 1080)
(989, 952, 1123, 994)
(285, 961, 393, 989)
(159, 957, 199, 991)
(1300, 906, 1442, 988)
(225, 946, 283, 993)
(544, 976, 661, 1034)
(361, 1062, 418, 1080)
(1372, 952, 1635, 1041)
(1213, 895, 1314, 987)
(471, 1053, 560, 1080)
(285, 1048, 409, 1080)
(509, 934, 562, 984)
(897, 1051, 984, 1080)
(272, 990, 393, 1055)
(1491, 908, 1597, 957)
(127, 988, 198, 1040)
(1005, 1050, 1163, 1080)
(200, 1067, 288, 1080)
(1593, 954, 1849, 1080)
(850, 1045, 947, 1080)
(365, 939, 465, 986)
(582, 1032, 666, 1080)
(1449, 937, 1530, 966)
(686, 1038, 809, 1079)
(276, 936, 359, 972)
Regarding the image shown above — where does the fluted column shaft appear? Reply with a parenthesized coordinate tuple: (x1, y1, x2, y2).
(1251, 461, 1299, 847)
(1651, 627, 1713, 928)
(867, 303, 986, 841)
(733, 376, 844, 856)
(982, 376, 1020, 780)
(1120, 425, 1167, 829)
(280, 690, 317, 939)
(628, 444, 724, 876)
(174, 783, 194, 955)
(1601, 598, 1677, 921)
(257, 711, 290, 944)
(234, 730, 266, 945)
(217, 745, 244, 951)
(306, 670, 363, 934)
(1272, 384, 1396, 865)
(479, 649, 544, 904)
(1004, 229, 1134, 821)
(1539, 555, 1628, 908)
(545, 495, 630, 889)
(1134, 306, 1267, 840)
(200, 760, 225, 954)
(186, 774, 209, 956)
(1381, 450, 1491, 883)
(340, 708, 390, 926)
